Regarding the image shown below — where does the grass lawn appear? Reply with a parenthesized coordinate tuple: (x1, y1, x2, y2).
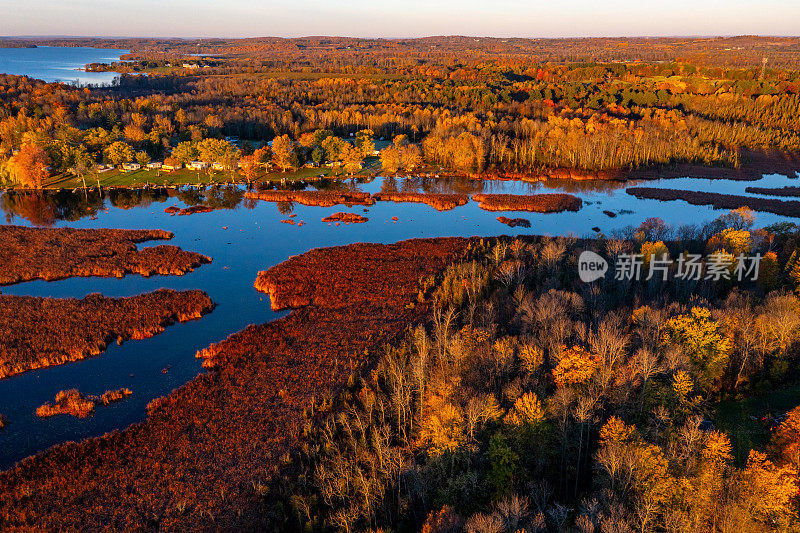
(713, 380, 800, 464)
(39, 156, 382, 190)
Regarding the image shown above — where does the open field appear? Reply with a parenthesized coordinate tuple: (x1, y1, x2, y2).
(39, 156, 383, 190)
(714, 381, 800, 464)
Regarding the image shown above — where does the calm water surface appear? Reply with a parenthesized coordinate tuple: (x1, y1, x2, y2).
(0, 46, 128, 85)
(0, 173, 798, 467)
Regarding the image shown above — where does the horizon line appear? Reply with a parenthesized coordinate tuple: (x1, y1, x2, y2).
(2, 33, 799, 41)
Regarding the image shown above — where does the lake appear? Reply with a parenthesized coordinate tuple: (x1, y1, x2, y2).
(0, 172, 798, 467)
(0, 46, 129, 85)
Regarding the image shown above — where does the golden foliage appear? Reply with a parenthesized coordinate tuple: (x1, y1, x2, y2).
(640, 240, 669, 266)
(552, 345, 599, 388)
(419, 392, 465, 456)
(672, 370, 694, 402)
(518, 344, 544, 374)
(504, 392, 546, 427)
(599, 416, 634, 447)
(708, 228, 753, 255)
(770, 405, 800, 469)
(666, 307, 732, 392)
(738, 450, 799, 524)
(701, 431, 733, 464)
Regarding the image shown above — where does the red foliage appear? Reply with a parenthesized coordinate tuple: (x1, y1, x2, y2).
(496, 216, 531, 228)
(244, 189, 374, 207)
(626, 187, 800, 217)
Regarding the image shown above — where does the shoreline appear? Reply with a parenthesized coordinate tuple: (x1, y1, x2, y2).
(0, 237, 472, 529)
(4, 149, 799, 193)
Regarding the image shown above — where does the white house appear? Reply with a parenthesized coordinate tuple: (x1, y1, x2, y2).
(162, 162, 182, 171)
(211, 162, 225, 171)
(146, 161, 162, 169)
(96, 164, 114, 173)
(188, 161, 210, 170)
(121, 162, 141, 172)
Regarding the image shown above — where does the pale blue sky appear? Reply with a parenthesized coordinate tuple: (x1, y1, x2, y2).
(2, 0, 799, 38)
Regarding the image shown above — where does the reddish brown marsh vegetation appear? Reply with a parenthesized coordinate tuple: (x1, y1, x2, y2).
(36, 390, 96, 419)
(0, 238, 470, 530)
(496, 216, 531, 228)
(472, 193, 582, 213)
(745, 186, 800, 197)
(36, 388, 133, 419)
(0, 289, 214, 379)
(165, 205, 214, 216)
(372, 192, 469, 211)
(626, 187, 800, 217)
(0, 226, 211, 285)
(244, 189, 374, 207)
(321, 212, 368, 223)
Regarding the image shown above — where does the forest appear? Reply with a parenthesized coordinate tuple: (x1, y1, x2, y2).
(3, 36, 800, 188)
(262, 209, 800, 532)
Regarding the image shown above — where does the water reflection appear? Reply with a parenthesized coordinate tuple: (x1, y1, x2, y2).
(0, 172, 790, 227)
(1, 185, 253, 227)
(1, 190, 104, 227)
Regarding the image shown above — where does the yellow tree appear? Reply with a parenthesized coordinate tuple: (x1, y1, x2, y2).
(239, 155, 258, 184)
(552, 346, 599, 388)
(271, 134, 294, 172)
(504, 391, 546, 427)
(418, 392, 465, 456)
(666, 307, 732, 394)
(355, 129, 375, 156)
(379, 145, 400, 173)
(736, 451, 799, 526)
(104, 141, 134, 166)
(770, 405, 800, 471)
(340, 142, 364, 175)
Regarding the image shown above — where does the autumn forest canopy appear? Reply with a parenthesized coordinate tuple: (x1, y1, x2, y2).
(3, 36, 800, 187)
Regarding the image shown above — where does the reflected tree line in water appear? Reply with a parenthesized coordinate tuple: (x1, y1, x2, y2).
(0, 176, 633, 226)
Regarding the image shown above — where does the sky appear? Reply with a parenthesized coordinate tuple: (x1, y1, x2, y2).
(2, 0, 800, 39)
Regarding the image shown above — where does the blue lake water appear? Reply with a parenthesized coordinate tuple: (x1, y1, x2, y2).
(0, 46, 128, 85)
(0, 173, 798, 467)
